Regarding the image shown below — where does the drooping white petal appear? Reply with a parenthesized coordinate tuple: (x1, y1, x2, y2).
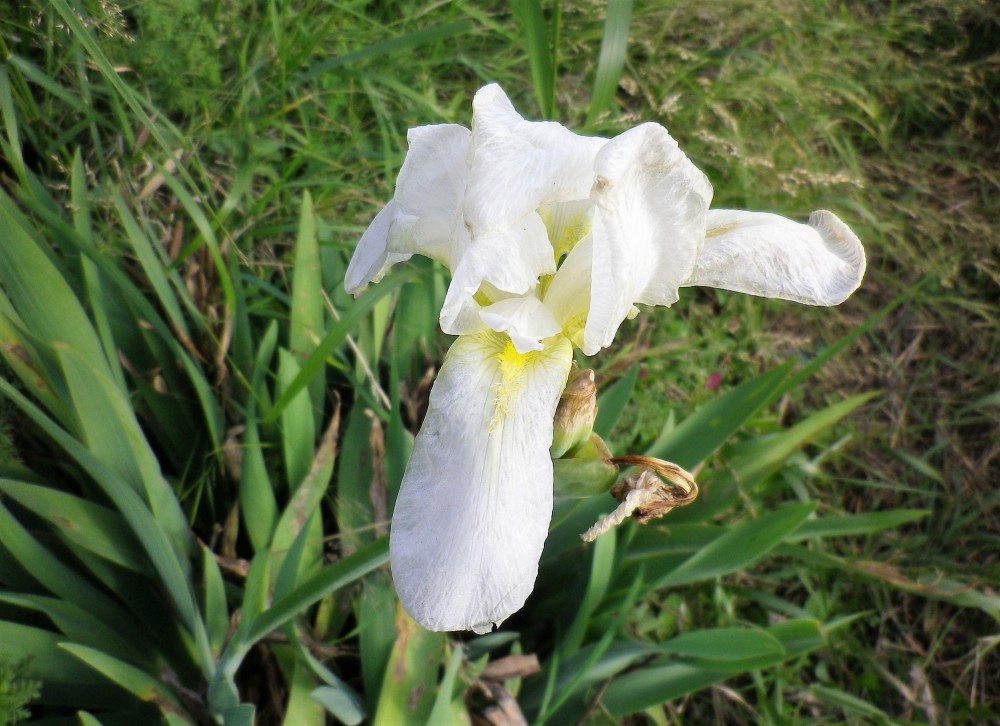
(390, 331, 573, 633)
(465, 84, 607, 236)
(584, 123, 713, 355)
(345, 124, 469, 295)
(682, 209, 866, 305)
(344, 200, 415, 294)
(480, 296, 562, 354)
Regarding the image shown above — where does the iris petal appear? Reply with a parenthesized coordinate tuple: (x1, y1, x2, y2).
(395, 124, 472, 268)
(344, 200, 414, 294)
(683, 209, 866, 305)
(584, 123, 713, 355)
(480, 296, 562, 354)
(465, 84, 607, 235)
(389, 331, 573, 633)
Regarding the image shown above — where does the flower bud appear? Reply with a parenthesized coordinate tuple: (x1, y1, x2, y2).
(550, 368, 597, 458)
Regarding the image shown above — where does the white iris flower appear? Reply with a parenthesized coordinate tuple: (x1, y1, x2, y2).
(345, 84, 865, 633)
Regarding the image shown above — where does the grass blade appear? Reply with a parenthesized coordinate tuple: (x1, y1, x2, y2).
(512, 0, 555, 118)
(586, 0, 633, 127)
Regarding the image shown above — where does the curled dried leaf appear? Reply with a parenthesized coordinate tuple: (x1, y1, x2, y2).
(581, 456, 698, 542)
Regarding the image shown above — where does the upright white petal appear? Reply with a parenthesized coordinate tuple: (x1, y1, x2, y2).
(542, 233, 594, 346)
(683, 209, 866, 305)
(465, 84, 607, 236)
(344, 200, 414, 294)
(390, 331, 573, 632)
(584, 123, 713, 355)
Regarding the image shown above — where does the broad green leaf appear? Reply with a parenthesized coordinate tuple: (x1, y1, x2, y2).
(0, 500, 131, 628)
(0, 196, 106, 373)
(54, 345, 191, 559)
(0, 294, 61, 418)
(283, 618, 366, 726)
(240, 322, 279, 552)
(659, 627, 784, 662)
(646, 360, 795, 469)
(60, 643, 185, 715)
(202, 545, 229, 658)
(426, 643, 465, 726)
(391, 266, 439, 382)
(289, 191, 325, 423)
(273, 404, 340, 583)
(788, 509, 930, 541)
(684, 393, 877, 521)
(0, 623, 108, 685)
(559, 528, 616, 659)
(72, 151, 125, 393)
(511, 0, 556, 118)
(602, 661, 727, 716)
(335, 404, 381, 551)
(231, 550, 272, 648)
(0, 593, 148, 669)
(0, 479, 146, 572)
(0, 64, 26, 181)
(237, 537, 388, 651)
(312, 685, 365, 726)
(0, 380, 210, 666)
(5, 181, 222, 451)
(521, 639, 657, 716)
(601, 620, 824, 715)
(276, 647, 324, 726)
(222, 704, 256, 726)
(649, 502, 816, 590)
(278, 349, 316, 492)
(358, 571, 399, 716)
(212, 541, 388, 715)
(536, 573, 645, 724)
(373, 606, 446, 726)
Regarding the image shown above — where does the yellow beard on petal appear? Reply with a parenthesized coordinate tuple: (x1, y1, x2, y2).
(490, 338, 532, 432)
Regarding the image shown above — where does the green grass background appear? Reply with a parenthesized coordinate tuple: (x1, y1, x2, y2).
(0, 0, 997, 723)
